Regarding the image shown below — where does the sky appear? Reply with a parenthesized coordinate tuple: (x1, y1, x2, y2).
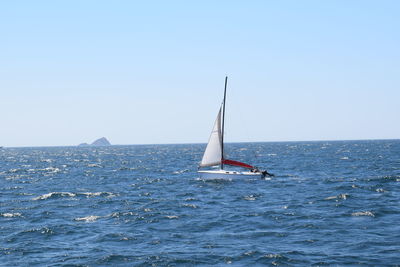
(1, 0, 399, 147)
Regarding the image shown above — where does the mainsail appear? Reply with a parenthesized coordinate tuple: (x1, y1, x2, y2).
(200, 107, 223, 167)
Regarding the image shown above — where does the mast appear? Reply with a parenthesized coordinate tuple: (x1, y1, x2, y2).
(221, 76, 228, 169)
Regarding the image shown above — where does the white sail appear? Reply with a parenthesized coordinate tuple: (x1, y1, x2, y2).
(200, 107, 223, 167)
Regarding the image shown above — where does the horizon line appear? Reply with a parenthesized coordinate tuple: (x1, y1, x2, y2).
(2, 137, 399, 149)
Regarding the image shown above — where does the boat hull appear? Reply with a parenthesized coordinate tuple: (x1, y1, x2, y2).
(197, 170, 263, 179)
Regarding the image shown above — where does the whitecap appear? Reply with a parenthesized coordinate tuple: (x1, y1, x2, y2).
(325, 195, 337, 200)
(325, 193, 348, 200)
(81, 192, 102, 197)
(8, 169, 22, 173)
(87, 163, 102, 168)
(351, 211, 375, 217)
(182, 203, 197, 209)
(5, 175, 28, 180)
(244, 195, 257, 201)
(80, 192, 116, 198)
(31, 167, 61, 173)
(1, 212, 22, 217)
(32, 192, 76, 200)
(74, 215, 101, 222)
(173, 169, 189, 174)
(263, 254, 282, 259)
(165, 215, 179, 219)
(111, 211, 136, 218)
(340, 157, 349, 160)
(243, 251, 255, 256)
(19, 192, 33, 196)
(44, 167, 61, 173)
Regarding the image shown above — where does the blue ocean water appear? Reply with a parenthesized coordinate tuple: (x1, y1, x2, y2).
(1, 140, 399, 266)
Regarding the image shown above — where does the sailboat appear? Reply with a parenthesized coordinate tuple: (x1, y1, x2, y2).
(197, 77, 272, 179)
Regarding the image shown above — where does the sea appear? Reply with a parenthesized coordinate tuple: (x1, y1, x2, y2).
(1, 140, 399, 266)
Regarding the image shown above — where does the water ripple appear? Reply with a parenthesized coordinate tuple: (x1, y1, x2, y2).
(1, 141, 399, 265)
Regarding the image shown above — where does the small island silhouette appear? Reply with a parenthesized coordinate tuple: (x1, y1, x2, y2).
(78, 137, 111, 147)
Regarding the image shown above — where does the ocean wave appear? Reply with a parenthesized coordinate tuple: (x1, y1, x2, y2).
(110, 211, 136, 218)
(21, 227, 54, 235)
(7, 168, 25, 173)
(4, 174, 29, 181)
(173, 169, 189, 174)
(244, 195, 257, 201)
(165, 215, 179, 219)
(351, 211, 375, 217)
(118, 166, 136, 171)
(1, 212, 22, 218)
(182, 203, 197, 209)
(74, 215, 101, 222)
(27, 167, 61, 173)
(325, 193, 349, 200)
(32, 191, 116, 200)
(87, 163, 103, 168)
(2, 141, 399, 266)
(32, 192, 76, 200)
(43, 167, 61, 173)
(263, 253, 283, 259)
(80, 192, 116, 198)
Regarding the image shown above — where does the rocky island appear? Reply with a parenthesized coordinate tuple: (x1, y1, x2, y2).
(79, 137, 111, 147)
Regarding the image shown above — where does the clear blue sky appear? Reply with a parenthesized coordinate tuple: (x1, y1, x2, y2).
(1, 0, 399, 147)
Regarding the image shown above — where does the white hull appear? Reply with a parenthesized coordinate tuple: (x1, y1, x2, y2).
(198, 169, 263, 179)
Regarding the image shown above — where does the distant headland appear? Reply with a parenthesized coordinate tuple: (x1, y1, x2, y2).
(78, 137, 111, 147)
